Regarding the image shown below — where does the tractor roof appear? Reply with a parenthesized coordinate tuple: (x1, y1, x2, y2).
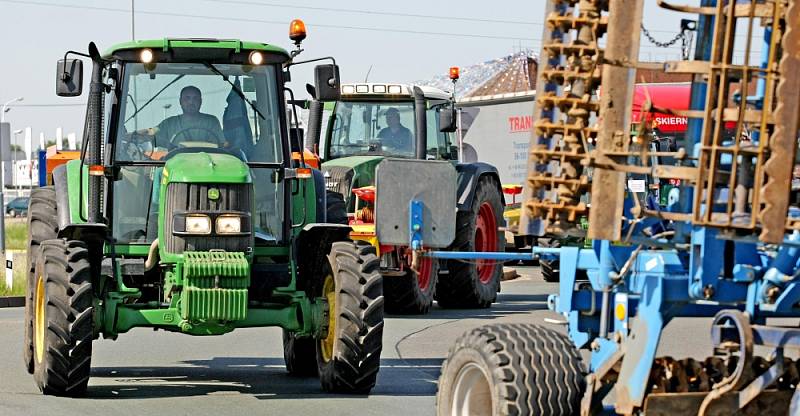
(340, 83, 451, 101)
(102, 38, 290, 61)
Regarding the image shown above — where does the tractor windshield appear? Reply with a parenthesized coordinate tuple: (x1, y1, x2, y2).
(327, 100, 455, 161)
(116, 63, 283, 163)
(111, 62, 286, 245)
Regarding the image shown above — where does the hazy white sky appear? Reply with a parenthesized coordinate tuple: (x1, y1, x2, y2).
(0, 0, 699, 146)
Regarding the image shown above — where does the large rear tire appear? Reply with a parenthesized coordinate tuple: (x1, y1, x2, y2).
(437, 323, 584, 416)
(438, 176, 505, 308)
(33, 239, 94, 397)
(317, 241, 384, 393)
(385, 248, 439, 314)
(24, 186, 58, 374)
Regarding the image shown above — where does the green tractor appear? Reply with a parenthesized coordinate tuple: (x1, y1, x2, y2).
(306, 80, 506, 314)
(23, 31, 384, 397)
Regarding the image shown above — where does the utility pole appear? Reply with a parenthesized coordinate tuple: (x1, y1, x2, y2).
(131, 0, 136, 40)
(0, 123, 8, 253)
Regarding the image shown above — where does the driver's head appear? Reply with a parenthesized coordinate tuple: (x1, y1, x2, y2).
(180, 86, 202, 115)
(385, 108, 401, 129)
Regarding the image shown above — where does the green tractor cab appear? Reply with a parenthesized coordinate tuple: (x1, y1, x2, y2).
(24, 33, 384, 397)
(311, 82, 506, 314)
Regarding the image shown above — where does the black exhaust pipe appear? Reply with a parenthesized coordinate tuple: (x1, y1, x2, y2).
(413, 86, 427, 160)
(305, 99, 323, 152)
(85, 42, 104, 223)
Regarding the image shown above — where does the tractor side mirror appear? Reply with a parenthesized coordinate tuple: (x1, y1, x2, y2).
(56, 58, 83, 97)
(313, 64, 340, 101)
(439, 106, 457, 133)
(289, 127, 304, 153)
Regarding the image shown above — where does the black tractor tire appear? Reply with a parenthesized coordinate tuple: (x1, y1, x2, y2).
(326, 190, 348, 225)
(282, 330, 318, 376)
(32, 239, 94, 397)
(537, 238, 561, 283)
(385, 252, 439, 315)
(317, 241, 383, 394)
(437, 323, 585, 416)
(24, 186, 58, 374)
(437, 176, 505, 308)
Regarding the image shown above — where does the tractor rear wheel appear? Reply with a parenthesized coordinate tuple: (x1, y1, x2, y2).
(283, 330, 318, 376)
(317, 241, 383, 393)
(24, 186, 58, 374)
(385, 247, 439, 314)
(437, 323, 584, 416)
(326, 190, 348, 225)
(438, 176, 505, 308)
(33, 239, 94, 397)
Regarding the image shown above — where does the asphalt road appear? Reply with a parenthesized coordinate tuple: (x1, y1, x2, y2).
(0, 266, 739, 416)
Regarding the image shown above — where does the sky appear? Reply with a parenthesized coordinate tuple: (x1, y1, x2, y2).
(0, 0, 705, 148)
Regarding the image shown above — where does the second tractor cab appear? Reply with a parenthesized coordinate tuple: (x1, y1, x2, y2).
(25, 22, 385, 398)
(311, 75, 505, 315)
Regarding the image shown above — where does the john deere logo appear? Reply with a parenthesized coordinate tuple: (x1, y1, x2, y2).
(208, 188, 220, 200)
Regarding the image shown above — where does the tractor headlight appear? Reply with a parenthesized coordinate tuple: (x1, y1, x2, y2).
(185, 215, 212, 234)
(216, 216, 242, 234)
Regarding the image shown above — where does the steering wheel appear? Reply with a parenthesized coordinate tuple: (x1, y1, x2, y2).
(169, 126, 224, 148)
(122, 130, 155, 160)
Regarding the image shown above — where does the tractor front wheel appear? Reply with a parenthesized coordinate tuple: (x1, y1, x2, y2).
(33, 239, 94, 396)
(385, 247, 439, 314)
(317, 241, 383, 393)
(283, 330, 318, 376)
(24, 186, 58, 374)
(437, 323, 585, 416)
(437, 176, 505, 308)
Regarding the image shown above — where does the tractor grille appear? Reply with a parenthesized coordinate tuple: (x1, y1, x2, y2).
(164, 183, 253, 254)
(323, 166, 354, 200)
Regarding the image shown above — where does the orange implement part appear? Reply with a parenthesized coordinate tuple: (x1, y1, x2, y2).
(352, 186, 376, 202)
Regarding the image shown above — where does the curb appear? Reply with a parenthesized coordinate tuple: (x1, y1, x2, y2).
(0, 296, 24, 308)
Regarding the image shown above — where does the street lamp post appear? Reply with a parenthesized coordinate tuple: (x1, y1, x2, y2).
(1, 97, 24, 123)
(12, 129, 21, 196)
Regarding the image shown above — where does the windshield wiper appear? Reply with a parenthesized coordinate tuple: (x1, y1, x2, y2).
(204, 62, 265, 121)
(125, 74, 185, 124)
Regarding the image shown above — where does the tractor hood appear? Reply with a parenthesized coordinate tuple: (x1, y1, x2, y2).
(163, 152, 251, 184)
(321, 155, 384, 202)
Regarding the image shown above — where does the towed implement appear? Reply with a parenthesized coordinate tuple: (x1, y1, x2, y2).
(431, 0, 800, 414)
(24, 25, 384, 396)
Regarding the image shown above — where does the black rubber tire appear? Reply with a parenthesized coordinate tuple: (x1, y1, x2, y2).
(437, 323, 585, 416)
(326, 190, 348, 225)
(24, 186, 58, 374)
(437, 176, 505, 308)
(282, 330, 318, 376)
(33, 239, 94, 397)
(9, 209, 16, 217)
(384, 253, 439, 315)
(538, 239, 561, 283)
(317, 241, 384, 394)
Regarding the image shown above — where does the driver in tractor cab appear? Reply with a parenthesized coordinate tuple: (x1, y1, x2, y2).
(152, 85, 225, 148)
(378, 107, 412, 152)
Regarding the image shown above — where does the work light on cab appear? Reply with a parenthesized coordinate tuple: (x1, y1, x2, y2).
(249, 51, 264, 65)
(140, 48, 154, 64)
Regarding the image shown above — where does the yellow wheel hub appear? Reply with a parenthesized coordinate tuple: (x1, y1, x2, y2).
(34, 274, 45, 364)
(320, 273, 336, 363)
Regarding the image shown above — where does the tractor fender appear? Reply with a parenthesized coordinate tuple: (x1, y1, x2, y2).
(455, 162, 505, 211)
(294, 223, 352, 294)
(52, 163, 107, 244)
(311, 168, 326, 222)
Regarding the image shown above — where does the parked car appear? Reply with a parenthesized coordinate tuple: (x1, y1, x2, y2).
(6, 197, 29, 217)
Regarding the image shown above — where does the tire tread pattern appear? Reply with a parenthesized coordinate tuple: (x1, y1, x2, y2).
(318, 241, 384, 394)
(437, 323, 584, 416)
(33, 239, 93, 397)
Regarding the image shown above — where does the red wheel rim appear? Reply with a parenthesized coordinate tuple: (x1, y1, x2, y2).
(403, 247, 433, 291)
(475, 202, 498, 284)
